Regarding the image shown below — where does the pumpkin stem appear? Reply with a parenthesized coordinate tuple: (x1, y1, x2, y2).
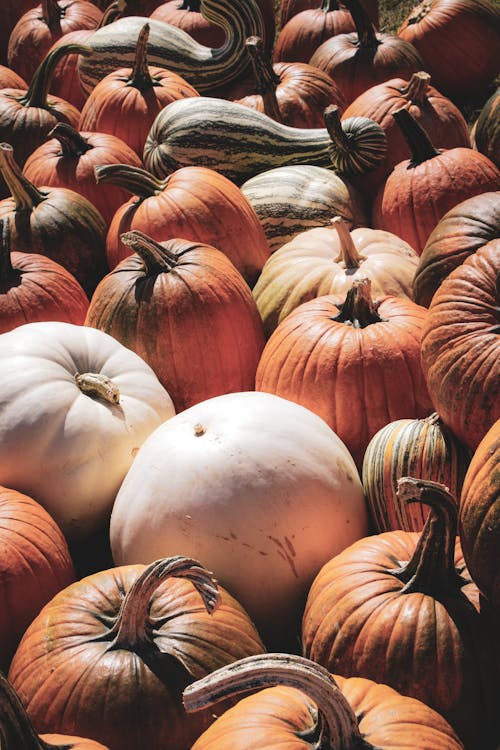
(120, 229, 179, 270)
(342, 0, 378, 50)
(94, 163, 167, 198)
(128, 24, 155, 92)
(390, 477, 467, 593)
(321, 0, 341, 11)
(20, 43, 92, 110)
(0, 671, 71, 750)
(0, 143, 46, 211)
(48, 123, 93, 157)
(41, 0, 62, 30)
(106, 557, 220, 652)
(245, 36, 282, 122)
(392, 107, 440, 166)
(74, 372, 121, 405)
(98, 0, 126, 28)
(400, 71, 431, 103)
(0, 218, 19, 288)
(183, 653, 380, 750)
(332, 277, 384, 327)
(331, 216, 365, 268)
(179, 0, 202, 11)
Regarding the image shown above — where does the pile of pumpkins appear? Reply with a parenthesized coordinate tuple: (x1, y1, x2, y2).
(0, 0, 498, 748)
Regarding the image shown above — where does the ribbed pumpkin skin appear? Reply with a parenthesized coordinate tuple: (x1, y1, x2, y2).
(421, 240, 500, 451)
(8, 565, 265, 750)
(0, 65, 26, 89)
(362, 413, 471, 532)
(23, 130, 143, 227)
(240, 165, 367, 253)
(413, 190, 500, 307)
(255, 292, 432, 468)
(372, 148, 500, 255)
(47, 29, 97, 111)
(397, 0, 500, 101)
(280, 0, 379, 28)
(474, 87, 500, 168)
(459, 420, 500, 612)
(150, 1, 226, 47)
(273, 4, 356, 64)
(104, 166, 270, 287)
(0, 486, 75, 671)
(85, 238, 266, 413)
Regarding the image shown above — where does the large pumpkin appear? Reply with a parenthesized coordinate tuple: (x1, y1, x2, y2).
(0, 321, 175, 540)
(110, 390, 369, 650)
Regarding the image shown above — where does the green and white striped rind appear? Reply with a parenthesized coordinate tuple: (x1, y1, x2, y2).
(362, 413, 472, 534)
(144, 97, 387, 186)
(78, 0, 265, 95)
(241, 165, 368, 253)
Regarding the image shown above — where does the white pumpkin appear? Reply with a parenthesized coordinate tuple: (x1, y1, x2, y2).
(0, 321, 175, 540)
(110, 391, 369, 649)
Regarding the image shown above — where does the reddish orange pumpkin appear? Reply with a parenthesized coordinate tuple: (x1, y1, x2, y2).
(473, 86, 500, 169)
(85, 230, 266, 413)
(150, 0, 226, 47)
(0, 485, 74, 671)
(0, 65, 26, 90)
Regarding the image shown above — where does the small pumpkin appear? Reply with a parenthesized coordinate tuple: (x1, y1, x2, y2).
(150, 0, 226, 47)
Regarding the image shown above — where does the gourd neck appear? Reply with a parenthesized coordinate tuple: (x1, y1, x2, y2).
(392, 107, 440, 166)
(49, 123, 93, 157)
(120, 229, 179, 273)
(20, 43, 92, 109)
(128, 23, 156, 92)
(343, 0, 379, 50)
(245, 36, 282, 121)
(183, 653, 379, 750)
(400, 71, 431, 104)
(390, 478, 467, 595)
(94, 163, 167, 198)
(332, 278, 384, 328)
(105, 557, 219, 652)
(331, 216, 365, 268)
(0, 143, 46, 211)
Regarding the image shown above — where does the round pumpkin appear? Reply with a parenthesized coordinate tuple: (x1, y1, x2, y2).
(110, 390, 369, 650)
(0, 320, 175, 540)
(473, 86, 500, 169)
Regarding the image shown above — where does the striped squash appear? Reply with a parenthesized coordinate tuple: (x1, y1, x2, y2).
(362, 412, 471, 533)
(144, 97, 387, 185)
(240, 165, 367, 253)
(78, 0, 265, 95)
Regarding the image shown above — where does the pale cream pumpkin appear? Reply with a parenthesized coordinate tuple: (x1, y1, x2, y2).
(110, 390, 369, 650)
(0, 321, 175, 540)
(253, 216, 419, 336)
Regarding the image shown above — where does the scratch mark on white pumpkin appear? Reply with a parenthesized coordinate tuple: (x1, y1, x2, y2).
(267, 535, 299, 578)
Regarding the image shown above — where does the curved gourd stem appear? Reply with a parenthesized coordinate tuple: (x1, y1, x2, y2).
(20, 43, 92, 109)
(392, 107, 440, 166)
(0, 218, 18, 286)
(106, 557, 220, 651)
(342, 0, 378, 49)
(183, 653, 379, 750)
(128, 24, 155, 91)
(245, 36, 282, 122)
(120, 229, 179, 271)
(325, 106, 351, 152)
(331, 216, 365, 268)
(0, 144, 46, 211)
(41, 0, 61, 30)
(400, 71, 431, 103)
(97, 0, 126, 27)
(48, 123, 93, 157)
(391, 477, 467, 593)
(332, 277, 383, 327)
(94, 163, 167, 197)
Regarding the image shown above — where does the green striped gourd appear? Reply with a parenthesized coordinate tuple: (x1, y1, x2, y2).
(240, 165, 367, 253)
(143, 98, 387, 185)
(78, 0, 265, 95)
(362, 412, 471, 533)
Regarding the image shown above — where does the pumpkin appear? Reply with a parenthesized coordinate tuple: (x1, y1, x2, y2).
(372, 107, 500, 255)
(232, 36, 346, 128)
(0, 0, 39, 66)
(23, 124, 143, 227)
(0, 320, 175, 540)
(413, 190, 500, 307)
(0, 486, 75, 671)
(0, 143, 108, 297)
(273, 0, 356, 64)
(398, 0, 500, 101)
(85, 230, 265, 413)
(183, 653, 464, 750)
(459, 419, 500, 613)
(256, 278, 432, 468)
(96, 163, 270, 287)
(253, 217, 419, 337)
(240, 165, 367, 254)
(150, 0, 226, 47)
(280, 0, 379, 28)
(109, 390, 369, 650)
(362, 412, 471, 532)
(473, 86, 500, 169)
(0, 65, 26, 90)
(0, 217, 89, 333)
(78, 23, 200, 158)
(309, 0, 424, 105)
(302, 477, 498, 749)
(420, 240, 500, 451)
(8, 557, 265, 750)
